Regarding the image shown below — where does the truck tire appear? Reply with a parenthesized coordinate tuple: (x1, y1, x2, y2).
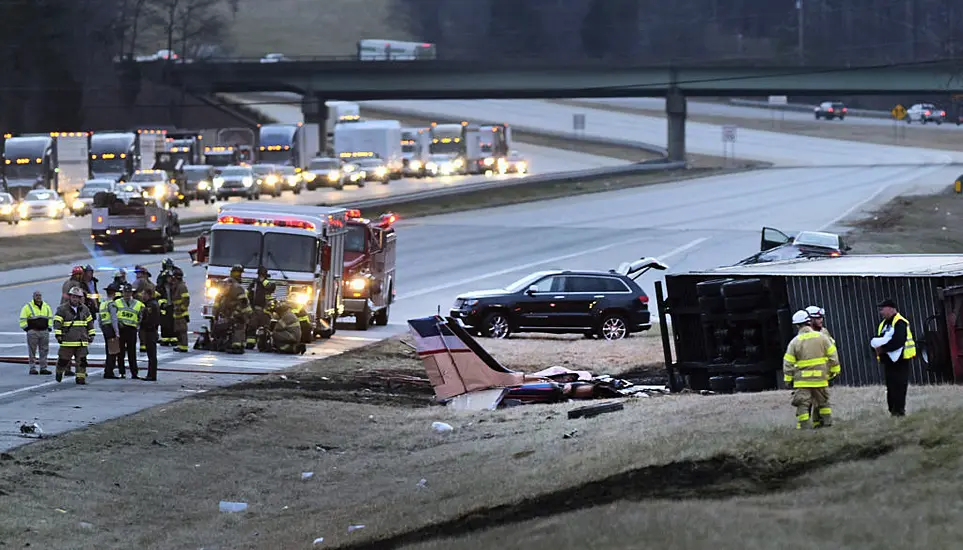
(373, 304, 390, 326)
(696, 278, 730, 298)
(709, 376, 736, 394)
(734, 376, 767, 393)
(686, 372, 710, 391)
(724, 295, 764, 311)
(354, 305, 371, 331)
(721, 279, 765, 297)
(698, 296, 725, 313)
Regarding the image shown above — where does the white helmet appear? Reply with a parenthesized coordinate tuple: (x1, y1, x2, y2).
(805, 305, 825, 318)
(791, 309, 810, 324)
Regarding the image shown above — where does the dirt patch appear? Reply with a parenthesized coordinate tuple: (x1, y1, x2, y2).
(554, 99, 963, 153)
(843, 186, 963, 254)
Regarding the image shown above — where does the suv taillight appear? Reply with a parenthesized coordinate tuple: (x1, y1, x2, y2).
(638, 295, 649, 304)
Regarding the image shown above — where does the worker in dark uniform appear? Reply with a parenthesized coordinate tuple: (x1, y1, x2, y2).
(61, 266, 85, 306)
(99, 284, 122, 379)
(114, 284, 144, 379)
(272, 301, 305, 354)
(246, 266, 276, 349)
(112, 269, 128, 290)
(138, 286, 162, 381)
(81, 265, 100, 314)
(53, 287, 95, 384)
(169, 267, 191, 352)
(212, 264, 251, 354)
(157, 258, 175, 346)
(874, 299, 916, 417)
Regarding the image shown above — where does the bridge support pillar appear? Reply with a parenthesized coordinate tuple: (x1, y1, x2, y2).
(302, 94, 328, 156)
(666, 89, 687, 163)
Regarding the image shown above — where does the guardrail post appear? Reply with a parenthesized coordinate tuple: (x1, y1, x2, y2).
(666, 88, 687, 163)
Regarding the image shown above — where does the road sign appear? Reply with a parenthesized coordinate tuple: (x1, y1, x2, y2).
(768, 95, 788, 106)
(722, 125, 737, 142)
(573, 113, 586, 131)
(892, 104, 907, 120)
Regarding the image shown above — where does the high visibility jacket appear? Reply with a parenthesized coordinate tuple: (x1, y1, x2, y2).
(877, 312, 916, 360)
(114, 298, 145, 328)
(53, 303, 95, 346)
(820, 327, 835, 344)
(19, 301, 53, 331)
(99, 299, 120, 333)
(783, 326, 840, 388)
(168, 280, 190, 318)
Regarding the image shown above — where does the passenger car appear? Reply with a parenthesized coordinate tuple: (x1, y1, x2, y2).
(260, 53, 288, 63)
(450, 258, 668, 340)
(736, 227, 850, 265)
(339, 160, 367, 187)
(497, 150, 528, 174)
(251, 164, 283, 197)
(907, 103, 946, 124)
(183, 165, 217, 204)
(130, 169, 182, 206)
(357, 158, 390, 183)
(425, 154, 461, 177)
(71, 179, 115, 216)
(302, 157, 342, 190)
(813, 101, 847, 120)
(0, 192, 20, 224)
(276, 165, 303, 194)
(214, 165, 260, 200)
(20, 189, 66, 220)
(114, 182, 144, 203)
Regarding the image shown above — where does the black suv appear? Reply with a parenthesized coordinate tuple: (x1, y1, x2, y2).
(450, 258, 668, 340)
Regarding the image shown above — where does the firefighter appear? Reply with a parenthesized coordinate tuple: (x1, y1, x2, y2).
(138, 286, 162, 381)
(272, 301, 305, 354)
(292, 302, 313, 345)
(874, 298, 916, 417)
(212, 264, 251, 354)
(157, 261, 178, 347)
(99, 284, 123, 379)
(61, 266, 85, 305)
(112, 269, 128, 290)
(19, 290, 53, 375)
(114, 284, 144, 379)
(53, 287, 95, 384)
(156, 258, 176, 291)
(783, 309, 840, 429)
(246, 266, 275, 349)
(81, 265, 100, 313)
(133, 270, 158, 353)
(805, 305, 834, 427)
(169, 267, 190, 352)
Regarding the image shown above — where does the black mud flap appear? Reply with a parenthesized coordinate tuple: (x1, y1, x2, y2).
(567, 401, 624, 419)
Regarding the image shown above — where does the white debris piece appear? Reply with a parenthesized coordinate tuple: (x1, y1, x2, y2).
(348, 525, 366, 533)
(301, 472, 314, 480)
(219, 501, 248, 513)
(313, 537, 324, 545)
(416, 478, 428, 489)
(431, 422, 453, 434)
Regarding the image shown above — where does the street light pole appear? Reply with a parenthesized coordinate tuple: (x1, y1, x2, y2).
(796, 0, 805, 64)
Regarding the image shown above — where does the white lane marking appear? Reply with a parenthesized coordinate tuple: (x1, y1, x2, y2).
(0, 368, 105, 399)
(397, 236, 710, 301)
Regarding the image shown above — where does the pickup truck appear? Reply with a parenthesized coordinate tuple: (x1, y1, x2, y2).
(90, 192, 180, 253)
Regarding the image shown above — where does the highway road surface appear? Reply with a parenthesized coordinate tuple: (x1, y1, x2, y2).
(363, 99, 963, 166)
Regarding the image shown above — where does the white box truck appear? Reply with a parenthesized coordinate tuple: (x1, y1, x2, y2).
(334, 120, 403, 179)
(50, 132, 90, 203)
(326, 101, 361, 144)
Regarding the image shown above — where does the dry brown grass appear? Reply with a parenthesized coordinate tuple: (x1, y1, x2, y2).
(1, 330, 959, 549)
(554, 99, 963, 153)
(844, 186, 963, 254)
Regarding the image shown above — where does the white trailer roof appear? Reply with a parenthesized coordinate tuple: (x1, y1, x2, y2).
(685, 254, 963, 277)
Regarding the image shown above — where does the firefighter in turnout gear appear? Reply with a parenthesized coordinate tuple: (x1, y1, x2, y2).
(784, 309, 840, 429)
(272, 301, 305, 354)
(246, 266, 276, 349)
(139, 286, 162, 381)
(212, 264, 252, 354)
(81, 265, 100, 314)
(805, 305, 834, 427)
(20, 290, 53, 375)
(61, 266, 85, 306)
(115, 284, 144, 379)
(133, 269, 157, 353)
(53, 287, 95, 384)
(169, 267, 190, 352)
(100, 284, 123, 379)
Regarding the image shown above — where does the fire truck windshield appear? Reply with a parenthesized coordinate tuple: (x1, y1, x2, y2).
(210, 229, 319, 273)
(209, 230, 261, 268)
(345, 224, 366, 252)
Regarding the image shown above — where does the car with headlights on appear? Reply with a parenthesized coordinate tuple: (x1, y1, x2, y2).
(302, 157, 343, 190)
(276, 165, 303, 194)
(182, 165, 217, 204)
(20, 189, 66, 220)
(0, 192, 20, 224)
(356, 158, 390, 183)
(450, 258, 667, 340)
(496, 150, 528, 174)
(339, 159, 367, 187)
(252, 164, 283, 197)
(130, 169, 181, 206)
(214, 165, 260, 200)
(425, 153, 462, 177)
(71, 179, 115, 216)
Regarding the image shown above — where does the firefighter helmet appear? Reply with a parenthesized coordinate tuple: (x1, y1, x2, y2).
(805, 305, 825, 318)
(791, 310, 810, 325)
(231, 264, 244, 273)
(71, 266, 84, 276)
(68, 287, 85, 297)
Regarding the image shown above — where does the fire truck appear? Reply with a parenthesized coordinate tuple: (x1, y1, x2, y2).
(191, 203, 347, 340)
(342, 209, 397, 330)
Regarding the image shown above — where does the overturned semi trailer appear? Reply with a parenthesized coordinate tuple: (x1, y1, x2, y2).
(655, 254, 963, 393)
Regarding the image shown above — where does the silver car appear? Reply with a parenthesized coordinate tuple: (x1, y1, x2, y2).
(20, 189, 66, 220)
(214, 165, 260, 200)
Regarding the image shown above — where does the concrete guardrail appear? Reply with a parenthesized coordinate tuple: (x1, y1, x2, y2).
(726, 98, 893, 119)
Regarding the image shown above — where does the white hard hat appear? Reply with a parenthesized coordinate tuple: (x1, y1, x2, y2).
(805, 305, 825, 318)
(68, 287, 85, 297)
(791, 309, 810, 324)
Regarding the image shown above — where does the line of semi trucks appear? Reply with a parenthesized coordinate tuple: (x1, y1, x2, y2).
(0, 101, 525, 206)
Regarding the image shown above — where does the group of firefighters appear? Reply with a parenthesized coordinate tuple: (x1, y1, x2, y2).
(17, 261, 313, 384)
(783, 299, 916, 429)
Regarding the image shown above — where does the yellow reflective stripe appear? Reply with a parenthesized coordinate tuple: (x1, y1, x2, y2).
(800, 370, 825, 377)
(798, 331, 821, 340)
(826, 344, 837, 355)
(181, 293, 190, 297)
(829, 365, 841, 373)
(784, 375, 793, 383)
(59, 342, 87, 347)
(793, 380, 829, 388)
(797, 413, 811, 421)
(784, 354, 796, 363)
(818, 407, 832, 415)
(797, 358, 827, 367)
(53, 315, 64, 322)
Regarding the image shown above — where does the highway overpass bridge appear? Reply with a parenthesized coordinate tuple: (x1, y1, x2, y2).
(132, 58, 963, 161)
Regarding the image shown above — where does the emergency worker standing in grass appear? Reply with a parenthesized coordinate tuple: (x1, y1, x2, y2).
(783, 309, 840, 429)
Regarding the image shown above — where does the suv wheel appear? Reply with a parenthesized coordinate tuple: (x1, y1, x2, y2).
(482, 312, 510, 339)
(598, 313, 628, 340)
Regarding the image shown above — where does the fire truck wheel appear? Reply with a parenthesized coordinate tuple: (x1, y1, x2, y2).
(354, 306, 371, 331)
(373, 304, 390, 326)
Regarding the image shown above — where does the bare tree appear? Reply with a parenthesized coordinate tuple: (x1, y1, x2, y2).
(145, 0, 231, 59)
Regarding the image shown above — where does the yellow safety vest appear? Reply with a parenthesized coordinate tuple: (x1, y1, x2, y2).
(99, 300, 115, 325)
(877, 313, 916, 360)
(19, 301, 53, 330)
(114, 298, 144, 327)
